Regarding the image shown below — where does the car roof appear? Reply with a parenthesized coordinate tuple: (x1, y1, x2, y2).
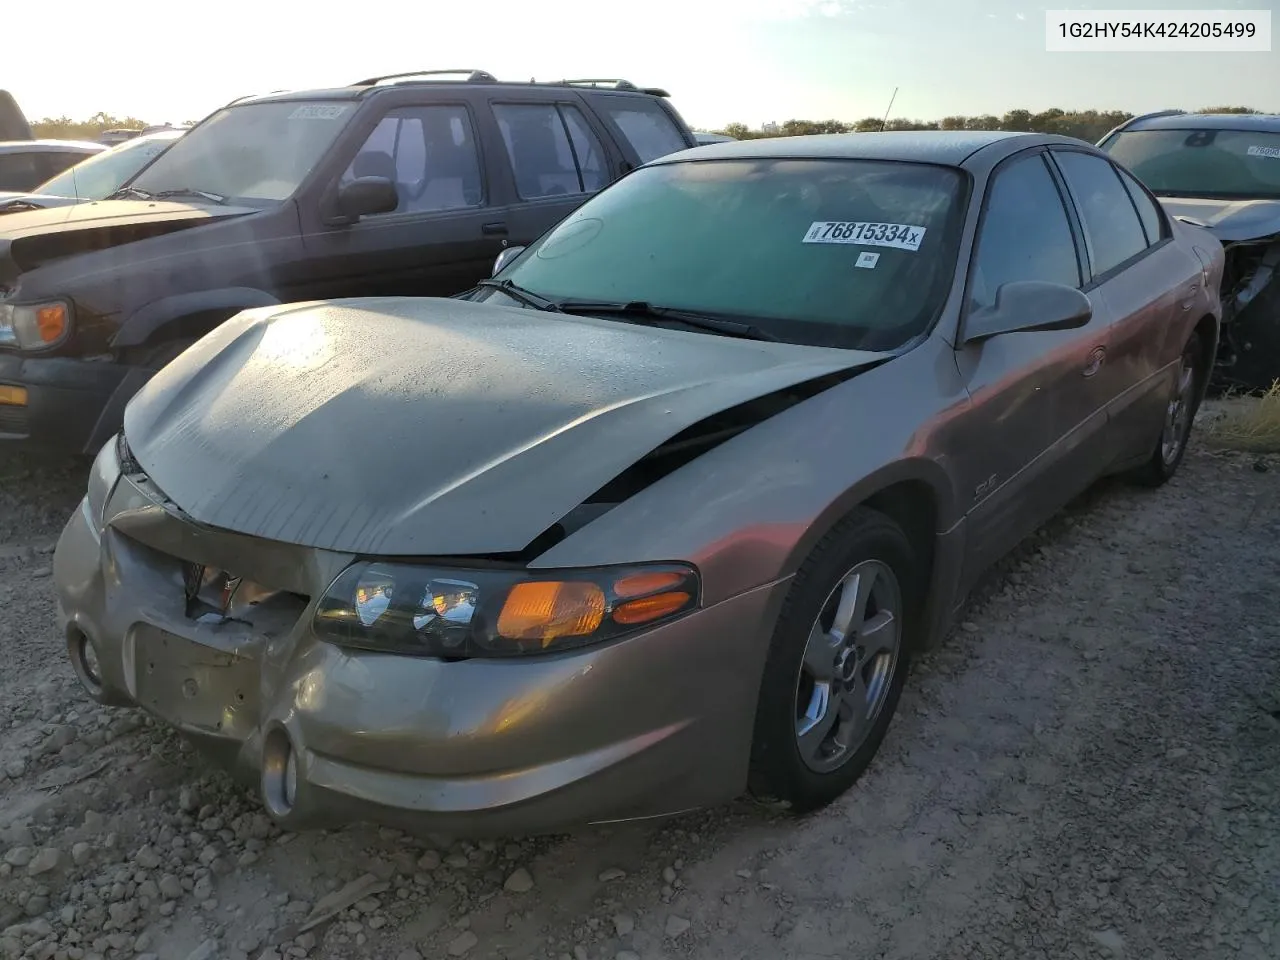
(0, 139, 106, 154)
(653, 130, 1093, 170)
(1121, 112, 1280, 133)
(224, 72, 675, 108)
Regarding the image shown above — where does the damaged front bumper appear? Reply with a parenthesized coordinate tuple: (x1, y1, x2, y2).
(52, 440, 786, 837)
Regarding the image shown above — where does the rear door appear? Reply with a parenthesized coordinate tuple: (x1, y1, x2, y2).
(1048, 147, 1202, 466)
(951, 148, 1116, 591)
(299, 97, 506, 299)
(479, 96, 623, 250)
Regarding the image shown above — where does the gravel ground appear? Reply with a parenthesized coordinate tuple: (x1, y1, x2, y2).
(1, 434, 1277, 960)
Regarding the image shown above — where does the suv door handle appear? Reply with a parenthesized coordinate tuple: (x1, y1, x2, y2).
(482, 221, 508, 236)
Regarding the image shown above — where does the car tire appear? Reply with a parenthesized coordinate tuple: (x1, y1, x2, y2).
(747, 506, 921, 813)
(1128, 331, 1203, 488)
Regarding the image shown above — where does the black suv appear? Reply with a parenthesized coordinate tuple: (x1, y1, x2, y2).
(0, 70, 698, 454)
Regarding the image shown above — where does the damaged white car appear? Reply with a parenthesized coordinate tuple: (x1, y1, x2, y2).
(1100, 110, 1280, 392)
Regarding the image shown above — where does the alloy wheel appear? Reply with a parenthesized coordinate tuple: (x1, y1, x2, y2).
(794, 559, 903, 773)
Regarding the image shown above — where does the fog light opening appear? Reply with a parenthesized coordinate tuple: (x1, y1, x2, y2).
(67, 627, 104, 699)
(261, 728, 298, 820)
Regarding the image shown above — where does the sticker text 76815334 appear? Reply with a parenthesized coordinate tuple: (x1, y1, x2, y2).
(803, 221, 927, 251)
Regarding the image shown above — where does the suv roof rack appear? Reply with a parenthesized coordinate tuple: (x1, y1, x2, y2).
(353, 69, 498, 86)
(555, 78, 671, 97)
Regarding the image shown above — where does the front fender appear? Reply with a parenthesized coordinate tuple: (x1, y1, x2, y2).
(532, 341, 970, 609)
(112, 287, 281, 348)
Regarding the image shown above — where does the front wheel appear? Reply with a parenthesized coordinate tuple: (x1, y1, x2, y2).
(748, 507, 919, 813)
(1128, 331, 1203, 487)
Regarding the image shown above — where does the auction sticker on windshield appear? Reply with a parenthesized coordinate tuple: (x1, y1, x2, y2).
(803, 221, 926, 251)
(1247, 145, 1280, 159)
(289, 105, 350, 121)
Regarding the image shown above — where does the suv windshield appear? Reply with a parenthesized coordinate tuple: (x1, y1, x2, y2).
(483, 157, 966, 350)
(128, 100, 356, 204)
(1101, 128, 1280, 200)
(35, 133, 180, 200)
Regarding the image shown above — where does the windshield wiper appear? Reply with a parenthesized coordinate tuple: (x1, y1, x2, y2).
(104, 186, 155, 201)
(554, 300, 782, 342)
(152, 187, 227, 205)
(474, 278, 562, 312)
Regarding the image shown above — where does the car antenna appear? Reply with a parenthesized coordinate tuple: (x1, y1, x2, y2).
(879, 87, 898, 132)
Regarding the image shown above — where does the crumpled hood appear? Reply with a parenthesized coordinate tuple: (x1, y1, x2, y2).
(123, 297, 885, 556)
(1160, 196, 1280, 242)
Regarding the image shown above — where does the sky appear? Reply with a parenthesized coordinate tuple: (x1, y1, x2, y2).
(6, 0, 1277, 129)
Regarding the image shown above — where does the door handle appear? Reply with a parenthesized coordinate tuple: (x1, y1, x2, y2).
(481, 221, 508, 236)
(1082, 345, 1106, 378)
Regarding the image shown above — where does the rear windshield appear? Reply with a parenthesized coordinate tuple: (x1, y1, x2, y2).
(1101, 128, 1280, 200)
(496, 157, 967, 351)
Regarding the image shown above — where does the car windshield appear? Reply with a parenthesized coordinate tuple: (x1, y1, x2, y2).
(34, 134, 180, 200)
(485, 157, 966, 351)
(1101, 129, 1280, 200)
(127, 100, 356, 204)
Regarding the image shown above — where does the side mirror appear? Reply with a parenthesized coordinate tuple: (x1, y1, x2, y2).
(961, 280, 1092, 345)
(335, 176, 398, 222)
(492, 245, 526, 277)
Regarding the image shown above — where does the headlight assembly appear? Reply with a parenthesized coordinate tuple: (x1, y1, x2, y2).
(312, 561, 701, 658)
(0, 300, 72, 349)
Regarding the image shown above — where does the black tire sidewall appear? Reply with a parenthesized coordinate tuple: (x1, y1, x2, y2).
(749, 508, 921, 812)
(1156, 332, 1204, 480)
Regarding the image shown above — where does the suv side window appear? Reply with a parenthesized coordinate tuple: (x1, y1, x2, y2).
(0, 152, 40, 191)
(968, 153, 1081, 312)
(342, 105, 483, 215)
(37, 152, 86, 183)
(595, 95, 688, 163)
(1053, 150, 1149, 277)
(492, 103, 607, 200)
(1115, 164, 1166, 245)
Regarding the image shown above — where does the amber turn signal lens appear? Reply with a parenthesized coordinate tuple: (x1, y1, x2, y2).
(497, 581, 606, 644)
(35, 304, 67, 343)
(612, 591, 693, 625)
(0, 385, 27, 406)
(613, 570, 686, 599)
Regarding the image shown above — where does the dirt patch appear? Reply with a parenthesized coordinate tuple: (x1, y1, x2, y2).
(1, 434, 1277, 960)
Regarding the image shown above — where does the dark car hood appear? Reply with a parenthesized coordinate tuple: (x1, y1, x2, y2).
(123, 297, 886, 556)
(1159, 196, 1280, 242)
(0, 199, 255, 277)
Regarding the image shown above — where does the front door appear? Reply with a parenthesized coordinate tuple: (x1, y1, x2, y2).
(950, 149, 1115, 592)
(300, 101, 506, 300)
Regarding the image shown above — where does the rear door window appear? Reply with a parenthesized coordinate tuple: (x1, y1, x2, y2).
(1114, 164, 1166, 245)
(493, 103, 608, 199)
(594, 95, 689, 163)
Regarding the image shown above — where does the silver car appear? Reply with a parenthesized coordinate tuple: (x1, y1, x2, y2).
(53, 131, 1223, 836)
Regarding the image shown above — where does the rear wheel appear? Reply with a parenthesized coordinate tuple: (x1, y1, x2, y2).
(748, 507, 919, 812)
(1129, 331, 1203, 487)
